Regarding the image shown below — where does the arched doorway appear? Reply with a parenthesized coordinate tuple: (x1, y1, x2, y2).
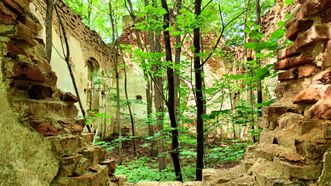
(86, 57, 101, 113)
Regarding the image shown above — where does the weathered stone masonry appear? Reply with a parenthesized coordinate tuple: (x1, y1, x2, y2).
(0, 0, 114, 185)
(203, 0, 331, 185)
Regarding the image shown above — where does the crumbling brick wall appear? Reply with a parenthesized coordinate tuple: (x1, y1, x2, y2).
(202, 1, 331, 185)
(0, 0, 114, 185)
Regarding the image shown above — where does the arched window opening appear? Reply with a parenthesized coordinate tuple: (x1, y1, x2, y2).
(86, 58, 101, 112)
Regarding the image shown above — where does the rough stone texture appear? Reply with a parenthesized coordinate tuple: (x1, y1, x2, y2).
(31, 0, 112, 69)
(200, 1, 331, 185)
(0, 0, 111, 185)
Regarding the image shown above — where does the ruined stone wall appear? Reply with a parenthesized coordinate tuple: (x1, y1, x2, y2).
(0, 0, 115, 185)
(202, 0, 331, 185)
(29, 0, 112, 114)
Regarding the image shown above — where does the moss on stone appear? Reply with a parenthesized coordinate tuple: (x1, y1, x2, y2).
(0, 54, 59, 185)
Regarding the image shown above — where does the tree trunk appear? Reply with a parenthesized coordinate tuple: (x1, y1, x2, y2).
(146, 78, 156, 156)
(109, 1, 122, 164)
(45, 0, 54, 62)
(160, 0, 182, 181)
(54, 4, 91, 133)
(174, 0, 182, 122)
(256, 0, 262, 112)
(194, 0, 204, 181)
(121, 48, 137, 156)
(87, 0, 92, 25)
(154, 33, 166, 170)
(125, 0, 155, 154)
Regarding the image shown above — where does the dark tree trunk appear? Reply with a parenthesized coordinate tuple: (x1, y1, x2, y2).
(256, 0, 262, 111)
(45, 0, 54, 62)
(154, 33, 167, 170)
(54, 4, 91, 133)
(109, 1, 123, 164)
(120, 48, 137, 155)
(194, 0, 204, 181)
(174, 0, 182, 122)
(160, 0, 182, 181)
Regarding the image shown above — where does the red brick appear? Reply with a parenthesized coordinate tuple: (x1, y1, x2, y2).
(278, 45, 301, 60)
(312, 67, 331, 84)
(278, 68, 298, 81)
(61, 92, 79, 103)
(286, 19, 314, 41)
(12, 62, 46, 82)
(6, 40, 28, 57)
(29, 119, 60, 136)
(294, 86, 323, 103)
(2, 0, 29, 14)
(274, 54, 314, 70)
(0, 1, 16, 24)
(295, 24, 330, 49)
(310, 87, 331, 119)
(297, 1, 321, 19)
(298, 65, 317, 78)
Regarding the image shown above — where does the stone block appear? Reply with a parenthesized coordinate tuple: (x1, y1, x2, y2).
(286, 19, 314, 41)
(295, 24, 330, 49)
(82, 133, 94, 144)
(293, 85, 324, 104)
(46, 71, 57, 86)
(248, 158, 286, 185)
(10, 62, 46, 82)
(2, 0, 29, 13)
(74, 157, 91, 176)
(6, 39, 29, 58)
(12, 99, 79, 119)
(61, 92, 79, 103)
(80, 146, 105, 165)
(297, 0, 323, 19)
(56, 165, 108, 186)
(278, 113, 304, 129)
(59, 154, 83, 177)
(278, 68, 298, 81)
(296, 141, 326, 159)
(0, 2, 17, 24)
(16, 22, 36, 46)
(274, 132, 297, 151)
(21, 15, 41, 35)
(57, 118, 85, 134)
(48, 135, 83, 156)
(298, 65, 317, 78)
(310, 98, 331, 119)
(274, 157, 322, 180)
(240, 159, 255, 173)
(100, 158, 116, 176)
(278, 45, 300, 60)
(274, 54, 314, 70)
(312, 67, 331, 84)
(29, 118, 61, 136)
